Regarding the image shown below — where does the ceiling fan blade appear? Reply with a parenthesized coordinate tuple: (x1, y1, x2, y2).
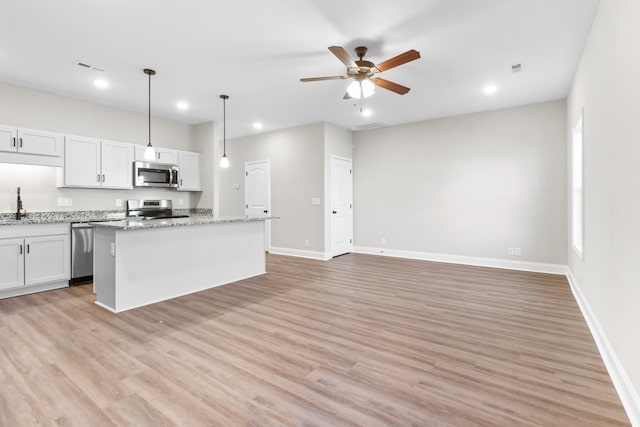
(374, 49, 421, 72)
(372, 77, 411, 95)
(300, 75, 349, 82)
(328, 46, 357, 68)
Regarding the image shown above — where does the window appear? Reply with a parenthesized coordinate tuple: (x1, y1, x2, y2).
(571, 110, 584, 257)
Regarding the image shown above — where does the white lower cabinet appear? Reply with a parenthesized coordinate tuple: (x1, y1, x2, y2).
(0, 224, 70, 294)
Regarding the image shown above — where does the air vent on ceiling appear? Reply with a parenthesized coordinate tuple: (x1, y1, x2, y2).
(353, 122, 386, 131)
(75, 61, 105, 72)
(512, 63, 522, 73)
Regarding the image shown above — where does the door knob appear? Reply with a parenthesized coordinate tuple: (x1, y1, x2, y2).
(332, 210, 337, 214)
(263, 210, 268, 213)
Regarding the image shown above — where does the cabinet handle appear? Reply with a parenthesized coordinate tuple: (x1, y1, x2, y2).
(19, 137, 23, 148)
(102, 174, 105, 182)
(180, 178, 183, 186)
(97, 174, 101, 183)
(19, 244, 23, 255)
(26, 244, 30, 254)
(12, 137, 16, 147)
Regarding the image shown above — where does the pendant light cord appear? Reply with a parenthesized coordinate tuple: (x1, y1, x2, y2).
(220, 94, 229, 156)
(148, 71, 151, 146)
(143, 68, 156, 148)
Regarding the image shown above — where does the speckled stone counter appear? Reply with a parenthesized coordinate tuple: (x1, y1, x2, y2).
(0, 208, 213, 226)
(91, 215, 274, 230)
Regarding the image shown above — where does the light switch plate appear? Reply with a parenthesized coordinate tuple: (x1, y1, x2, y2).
(311, 197, 321, 205)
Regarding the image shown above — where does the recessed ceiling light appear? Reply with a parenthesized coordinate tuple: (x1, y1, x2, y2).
(361, 109, 372, 117)
(483, 85, 497, 95)
(176, 102, 189, 110)
(93, 79, 109, 89)
(253, 122, 263, 130)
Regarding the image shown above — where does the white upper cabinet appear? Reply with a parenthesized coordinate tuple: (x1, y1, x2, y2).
(0, 124, 63, 166)
(61, 135, 133, 189)
(0, 125, 17, 153)
(134, 144, 178, 164)
(101, 140, 134, 188)
(178, 151, 201, 191)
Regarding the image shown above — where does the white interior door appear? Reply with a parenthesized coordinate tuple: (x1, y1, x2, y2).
(331, 156, 353, 257)
(245, 160, 271, 250)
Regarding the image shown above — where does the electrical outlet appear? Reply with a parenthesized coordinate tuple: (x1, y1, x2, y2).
(381, 237, 386, 245)
(304, 239, 309, 247)
(179, 198, 184, 205)
(508, 247, 515, 256)
(515, 247, 522, 256)
(115, 199, 122, 207)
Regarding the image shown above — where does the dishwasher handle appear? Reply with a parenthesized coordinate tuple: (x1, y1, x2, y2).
(71, 223, 95, 228)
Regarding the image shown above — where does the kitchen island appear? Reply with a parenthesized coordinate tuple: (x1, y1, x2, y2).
(92, 216, 269, 313)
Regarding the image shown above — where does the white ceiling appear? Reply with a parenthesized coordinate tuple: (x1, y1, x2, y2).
(0, 0, 599, 139)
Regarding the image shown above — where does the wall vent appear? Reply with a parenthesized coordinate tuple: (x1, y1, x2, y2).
(353, 122, 386, 131)
(75, 61, 105, 72)
(512, 63, 522, 73)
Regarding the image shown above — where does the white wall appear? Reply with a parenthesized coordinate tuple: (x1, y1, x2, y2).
(218, 123, 326, 253)
(192, 121, 216, 210)
(353, 100, 567, 266)
(0, 83, 198, 212)
(567, 0, 640, 422)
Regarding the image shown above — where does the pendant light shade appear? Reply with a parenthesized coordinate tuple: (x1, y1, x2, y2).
(220, 94, 229, 168)
(143, 68, 156, 160)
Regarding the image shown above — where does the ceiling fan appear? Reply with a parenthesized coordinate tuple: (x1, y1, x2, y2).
(300, 46, 420, 99)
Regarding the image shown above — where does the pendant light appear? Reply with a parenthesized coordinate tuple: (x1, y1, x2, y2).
(143, 68, 156, 160)
(220, 94, 229, 168)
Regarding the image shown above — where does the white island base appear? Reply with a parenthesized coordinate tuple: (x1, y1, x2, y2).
(93, 219, 266, 313)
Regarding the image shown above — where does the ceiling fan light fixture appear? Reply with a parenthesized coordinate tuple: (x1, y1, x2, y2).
(347, 79, 375, 99)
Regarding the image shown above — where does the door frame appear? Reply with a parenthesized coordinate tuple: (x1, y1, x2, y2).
(330, 155, 353, 257)
(245, 159, 272, 251)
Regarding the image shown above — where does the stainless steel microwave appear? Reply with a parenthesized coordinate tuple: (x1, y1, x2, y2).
(133, 161, 179, 188)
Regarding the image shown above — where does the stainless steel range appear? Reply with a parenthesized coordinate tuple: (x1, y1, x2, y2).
(126, 199, 189, 220)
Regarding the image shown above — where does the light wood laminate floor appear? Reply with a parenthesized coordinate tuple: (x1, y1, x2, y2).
(0, 253, 630, 426)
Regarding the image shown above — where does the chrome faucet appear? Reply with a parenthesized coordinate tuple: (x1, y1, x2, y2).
(16, 187, 25, 220)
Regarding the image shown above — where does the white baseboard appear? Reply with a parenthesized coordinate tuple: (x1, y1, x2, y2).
(353, 246, 567, 275)
(0, 280, 68, 300)
(268, 247, 331, 261)
(566, 270, 640, 427)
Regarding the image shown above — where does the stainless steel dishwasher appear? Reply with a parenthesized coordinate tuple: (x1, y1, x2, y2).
(70, 222, 94, 285)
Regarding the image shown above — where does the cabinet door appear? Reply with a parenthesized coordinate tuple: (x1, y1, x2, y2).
(156, 148, 178, 164)
(178, 151, 201, 191)
(101, 140, 133, 189)
(0, 238, 25, 290)
(18, 128, 63, 157)
(0, 124, 18, 154)
(24, 234, 70, 286)
(64, 135, 101, 187)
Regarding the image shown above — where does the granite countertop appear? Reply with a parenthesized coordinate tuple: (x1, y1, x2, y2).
(92, 215, 276, 230)
(0, 209, 212, 226)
